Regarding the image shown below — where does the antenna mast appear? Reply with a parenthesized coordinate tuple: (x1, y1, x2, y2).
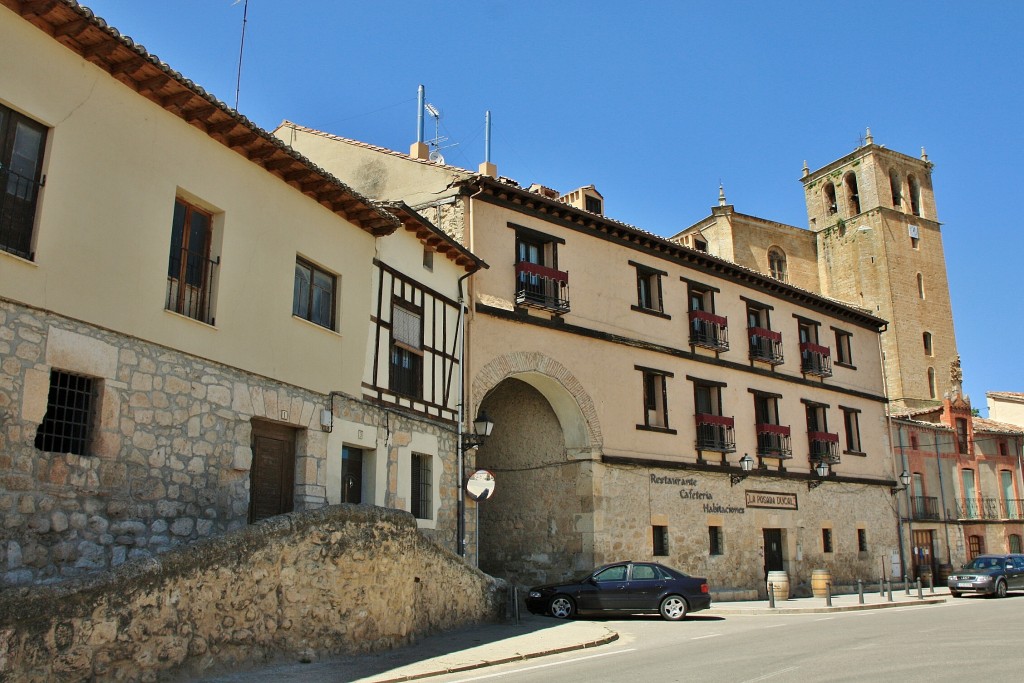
(233, 0, 250, 111)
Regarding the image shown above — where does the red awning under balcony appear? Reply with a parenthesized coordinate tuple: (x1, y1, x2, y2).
(756, 423, 791, 436)
(690, 309, 728, 326)
(696, 413, 735, 427)
(749, 326, 782, 342)
(808, 431, 839, 442)
(800, 341, 831, 356)
(516, 261, 569, 283)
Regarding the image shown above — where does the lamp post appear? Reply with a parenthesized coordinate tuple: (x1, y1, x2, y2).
(891, 469, 912, 579)
(730, 453, 754, 486)
(458, 411, 495, 558)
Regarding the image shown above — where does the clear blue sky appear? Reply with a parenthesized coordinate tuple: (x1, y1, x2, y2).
(82, 1, 1024, 414)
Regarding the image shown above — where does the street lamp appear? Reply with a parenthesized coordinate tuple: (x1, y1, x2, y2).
(808, 460, 830, 490)
(730, 453, 754, 486)
(891, 469, 911, 495)
(458, 410, 495, 558)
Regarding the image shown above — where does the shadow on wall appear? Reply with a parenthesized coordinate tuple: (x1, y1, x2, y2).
(0, 504, 506, 682)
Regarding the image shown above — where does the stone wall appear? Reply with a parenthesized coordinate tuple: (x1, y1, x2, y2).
(0, 299, 459, 585)
(0, 504, 505, 682)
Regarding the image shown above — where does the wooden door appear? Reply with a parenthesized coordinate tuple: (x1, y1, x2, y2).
(912, 529, 935, 579)
(249, 421, 295, 523)
(763, 529, 784, 577)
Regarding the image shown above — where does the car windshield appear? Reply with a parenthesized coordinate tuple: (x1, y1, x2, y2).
(964, 557, 1004, 571)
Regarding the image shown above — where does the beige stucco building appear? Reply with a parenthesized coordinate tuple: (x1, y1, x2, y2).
(279, 120, 901, 596)
(0, 1, 482, 585)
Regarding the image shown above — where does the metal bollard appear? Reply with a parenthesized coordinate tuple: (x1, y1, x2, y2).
(928, 571, 934, 594)
(905, 575, 911, 595)
(857, 579, 865, 605)
(879, 577, 884, 597)
(887, 580, 894, 602)
(917, 578, 923, 600)
(825, 581, 832, 607)
(768, 582, 776, 609)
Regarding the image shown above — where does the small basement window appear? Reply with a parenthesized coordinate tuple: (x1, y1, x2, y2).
(34, 370, 95, 456)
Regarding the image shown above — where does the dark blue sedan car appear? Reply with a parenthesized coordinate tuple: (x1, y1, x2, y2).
(526, 561, 711, 621)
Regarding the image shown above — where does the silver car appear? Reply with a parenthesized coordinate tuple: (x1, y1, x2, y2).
(948, 554, 1024, 598)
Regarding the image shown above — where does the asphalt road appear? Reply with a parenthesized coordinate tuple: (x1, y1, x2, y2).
(433, 594, 1024, 683)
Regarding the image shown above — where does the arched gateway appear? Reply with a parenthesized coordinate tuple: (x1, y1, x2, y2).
(470, 352, 602, 587)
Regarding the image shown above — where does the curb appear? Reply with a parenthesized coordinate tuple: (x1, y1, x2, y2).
(370, 628, 620, 683)
(708, 597, 946, 615)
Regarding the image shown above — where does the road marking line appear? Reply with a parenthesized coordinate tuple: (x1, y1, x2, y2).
(815, 617, 834, 621)
(763, 623, 786, 628)
(690, 633, 721, 640)
(741, 665, 800, 682)
(451, 648, 638, 681)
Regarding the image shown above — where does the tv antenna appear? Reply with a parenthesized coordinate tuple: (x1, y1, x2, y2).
(424, 102, 457, 164)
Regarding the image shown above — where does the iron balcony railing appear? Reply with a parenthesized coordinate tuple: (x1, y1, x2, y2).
(808, 431, 840, 464)
(689, 310, 729, 351)
(748, 327, 784, 365)
(515, 262, 570, 313)
(1, 165, 43, 260)
(954, 497, 1024, 520)
(694, 413, 736, 453)
(756, 423, 792, 459)
(800, 342, 833, 377)
(166, 249, 219, 325)
(910, 495, 940, 520)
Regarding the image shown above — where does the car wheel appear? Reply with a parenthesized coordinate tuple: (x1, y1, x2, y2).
(549, 595, 575, 619)
(994, 580, 1007, 599)
(659, 595, 688, 621)
(949, 590, 961, 598)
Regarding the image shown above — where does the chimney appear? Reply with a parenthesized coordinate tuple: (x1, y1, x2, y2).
(410, 84, 429, 160)
(478, 110, 497, 177)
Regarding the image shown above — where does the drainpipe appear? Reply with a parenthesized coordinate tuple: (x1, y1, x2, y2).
(895, 423, 908, 580)
(456, 270, 472, 558)
(934, 431, 953, 564)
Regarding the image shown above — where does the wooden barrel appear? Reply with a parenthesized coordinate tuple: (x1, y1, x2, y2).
(936, 564, 953, 585)
(811, 569, 832, 598)
(767, 571, 790, 601)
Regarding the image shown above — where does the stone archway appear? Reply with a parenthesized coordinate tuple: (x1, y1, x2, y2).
(470, 353, 602, 587)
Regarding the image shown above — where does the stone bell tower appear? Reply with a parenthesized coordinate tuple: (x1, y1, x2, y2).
(802, 130, 959, 412)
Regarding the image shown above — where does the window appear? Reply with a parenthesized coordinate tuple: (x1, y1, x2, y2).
(999, 440, 1009, 457)
(923, 332, 933, 356)
(798, 318, 832, 377)
(632, 262, 665, 314)
(422, 248, 434, 271)
(955, 418, 969, 455)
(910, 433, 919, 449)
(585, 195, 603, 214)
(842, 407, 862, 453)
(693, 238, 707, 252)
(595, 565, 627, 582)
(912, 472, 923, 498)
(293, 257, 336, 329)
(753, 391, 792, 459)
(767, 248, 787, 282)
(1001, 471, 1016, 518)
(823, 182, 837, 216)
(653, 526, 669, 556)
(687, 282, 728, 351)
(709, 526, 723, 556)
(514, 227, 568, 312)
(927, 367, 936, 399)
(0, 103, 47, 260)
(908, 174, 922, 217)
(1010, 535, 1023, 554)
(747, 302, 783, 365)
(889, 169, 902, 209)
(34, 370, 95, 456)
(632, 563, 659, 580)
(822, 528, 833, 553)
(834, 329, 853, 366)
(962, 469, 978, 518)
(638, 366, 673, 432)
(691, 378, 735, 453)
(844, 172, 860, 215)
(805, 401, 838, 463)
(917, 273, 925, 299)
(390, 302, 423, 397)
(166, 197, 217, 324)
(410, 452, 432, 519)
(857, 528, 867, 553)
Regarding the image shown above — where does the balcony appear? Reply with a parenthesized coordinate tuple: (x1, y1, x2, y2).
(515, 262, 570, 314)
(808, 431, 840, 465)
(694, 413, 736, 453)
(166, 249, 219, 325)
(800, 342, 833, 377)
(689, 310, 729, 351)
(910, 496, 940, 521)
(1, 165, 42, 260)
(756, 423, 792, 459)
(955, 497, 1024, 520)
(748, 327, 784, 365)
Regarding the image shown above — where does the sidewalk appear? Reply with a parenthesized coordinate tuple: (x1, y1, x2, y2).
(202, 588, 949, 683)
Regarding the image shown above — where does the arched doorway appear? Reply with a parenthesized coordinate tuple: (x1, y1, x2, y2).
(471, 354, 600, 588)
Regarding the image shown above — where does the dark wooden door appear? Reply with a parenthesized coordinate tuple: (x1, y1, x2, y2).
(912, 529, 935, 579)
(763, 529, 784, 577)
(249, 421, 295, 523)
(341, 445, 362, 504)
